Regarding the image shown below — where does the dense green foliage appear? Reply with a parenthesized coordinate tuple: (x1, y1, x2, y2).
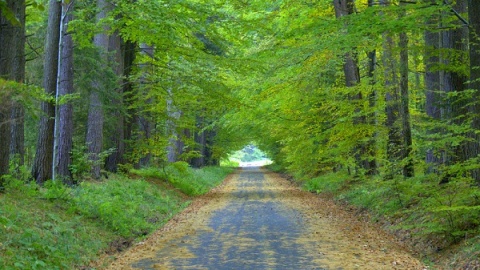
(131, 162, 235, 196)
(0, 165, 231, 269)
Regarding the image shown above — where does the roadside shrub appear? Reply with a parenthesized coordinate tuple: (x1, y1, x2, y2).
(132, 163, 234, 196)
(71, 175, 185, 238)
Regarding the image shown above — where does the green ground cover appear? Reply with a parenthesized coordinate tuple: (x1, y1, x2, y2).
(0, 163, 234, 269)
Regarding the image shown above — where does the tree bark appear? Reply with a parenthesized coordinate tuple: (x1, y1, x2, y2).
(86, 0, 109, 179)
(104, 30, 125, 172)
(122, 40, 137, 165)
(399, 29, 414, 178)
(54, 1, 75, 184)
(382, 32, 402, 178)
(333, 0, 376, 176)
(190, 116, 206, 168)
(9, 0, 26, 166)
(467, 0, 480, 184)
(31, 0, 61, 184)
(438, 0, 468, 183)
(133, 43, 155, 168)
(0, 0, 25, 180)
(424, 5, 442, 172)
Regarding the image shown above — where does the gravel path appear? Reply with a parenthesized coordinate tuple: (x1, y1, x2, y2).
(107, 167, 426, 270)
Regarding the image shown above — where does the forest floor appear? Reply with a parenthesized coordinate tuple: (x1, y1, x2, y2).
(105, 167, 427, 269)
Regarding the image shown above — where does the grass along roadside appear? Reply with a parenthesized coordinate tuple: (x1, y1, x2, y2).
(289, 168, 480, 269)
(0, 163, 234, 269)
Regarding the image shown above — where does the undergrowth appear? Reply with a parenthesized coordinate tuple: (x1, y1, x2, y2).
(301, 169, 480, 267)
(130, 162, 235, 196)
(0, 163, 232, 269)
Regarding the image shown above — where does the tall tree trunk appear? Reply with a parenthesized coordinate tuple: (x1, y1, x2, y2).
(122, 40, 137, 165)
(54, 1, 75, 184)
(105, 30, 125, 172)
(166, 85, 181, 163)
(399, 29, 414, 178)
(365, 0, 378, 175)
(424, 6, 442, 173)
(31, 0, 61, 184)
(9, 0, 26, 166)
(381, 0, 414, 178)
(86, 0, 109, 179)
(135, 43, 154, 167)
(382, 32, 402, 178)
(438, 0, 468, 183)
(333, 0, 374, 176)
(467, 0, 480, 184)
(0, 0, 25, 181)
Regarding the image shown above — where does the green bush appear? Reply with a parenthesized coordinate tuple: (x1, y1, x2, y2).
(71, 175, 185, 238)
(132, 163, 234, 196)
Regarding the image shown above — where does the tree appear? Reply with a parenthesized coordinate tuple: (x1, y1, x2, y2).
(424, 0, 442, 173)
(0, 0, 26, 180)
(104, 30, 125, 172)
(31, 0, 61, 184)
(333, 0, 376, 176)
(53, 0, 75, 184)
(467, 0, 480, 184)
(9, 0, 26, 166)
(86, 0, 109, 179)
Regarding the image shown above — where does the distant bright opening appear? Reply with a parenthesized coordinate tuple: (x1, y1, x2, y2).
(228, 144, 272, 167)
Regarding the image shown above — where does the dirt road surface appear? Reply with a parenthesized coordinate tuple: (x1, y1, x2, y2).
(107, 167, 426, 269)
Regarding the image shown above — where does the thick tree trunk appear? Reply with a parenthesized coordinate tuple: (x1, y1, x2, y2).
(424, 8, 442, 172)
(0, 0, 25, 180)
(86, 0, 109, 179)
(467, 0, 480, 184)
(9, 0, 26, 165)
(105, 30, 125, 172)
(438, 0, 468, 183)
(31, 0, 61, 184)
(54, 1, 75, 184)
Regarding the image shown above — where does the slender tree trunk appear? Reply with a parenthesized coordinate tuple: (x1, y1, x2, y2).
(86, 0, 109, 179)
(382, 31, 402, 178)
(54, 1, 75, 184)
(365, 0, 378, 175)
(333, 0, 374, 176)
(122, 40, 136, 165)
(190, 116, 206, 168)
(467, 0, 480, 184)
(399, 29, 414, 178)
(31, 0, 61, 184)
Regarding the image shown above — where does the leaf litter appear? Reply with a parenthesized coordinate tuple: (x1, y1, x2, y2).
(105, 167, 427, 269)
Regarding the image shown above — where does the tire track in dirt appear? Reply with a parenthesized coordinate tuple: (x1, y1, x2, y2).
(106, 167, 426, 269)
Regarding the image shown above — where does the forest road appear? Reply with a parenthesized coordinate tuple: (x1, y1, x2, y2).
(107, 167, 426, 270)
